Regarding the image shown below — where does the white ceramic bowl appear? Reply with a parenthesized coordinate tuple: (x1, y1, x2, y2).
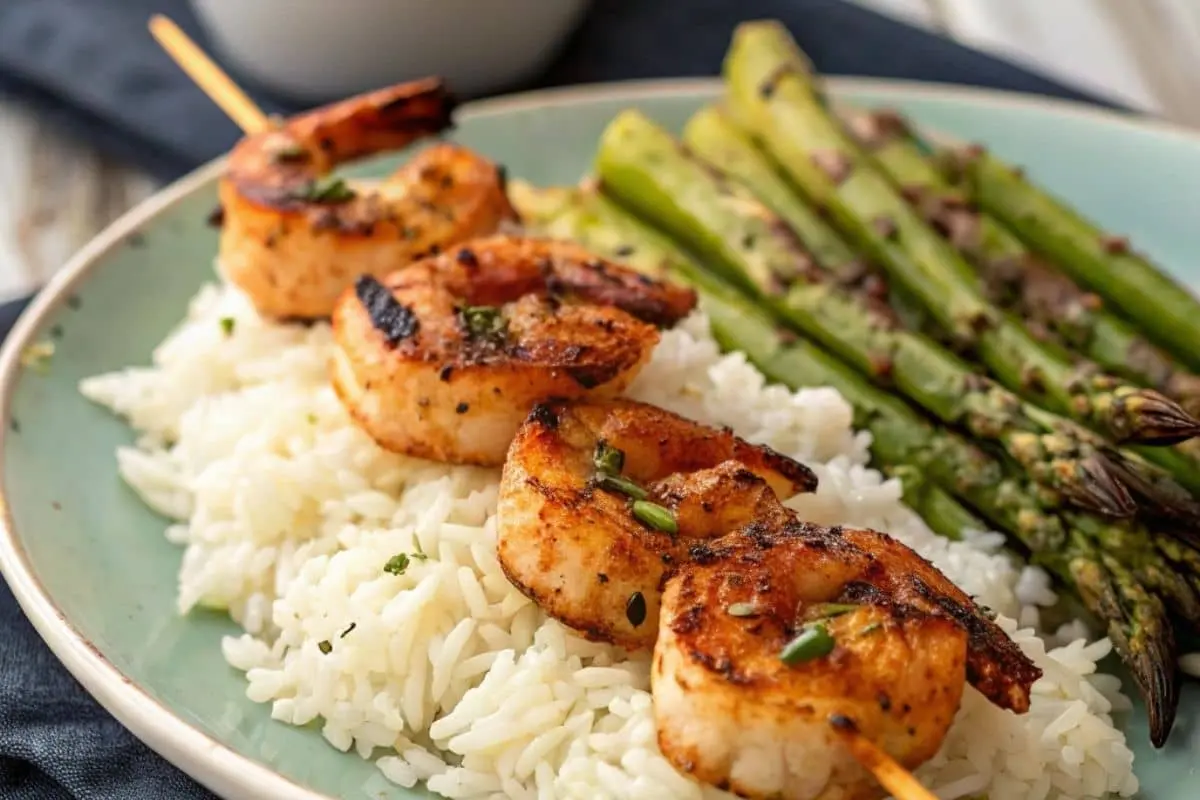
(189, 0, 593, 101)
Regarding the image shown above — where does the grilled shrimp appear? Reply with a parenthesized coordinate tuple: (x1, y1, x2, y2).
(497, 398, 819, 648)
(496, 398, 1041, 800)
(218, 77, 517, 319)
(655, 519, 1039, 800)
(330, 238, 698, 466)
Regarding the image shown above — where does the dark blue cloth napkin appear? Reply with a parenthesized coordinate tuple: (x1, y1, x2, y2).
(0, 1, 1118, 798)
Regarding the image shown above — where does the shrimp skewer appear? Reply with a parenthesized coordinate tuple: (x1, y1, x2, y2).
(151, 20, 963, 799)
(218, 78, 517, 320)
(330, 238, 698, 466)
(497, 397, 1041, 800)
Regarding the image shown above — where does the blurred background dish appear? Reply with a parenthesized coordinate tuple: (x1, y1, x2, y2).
(188, 0, 592, 100)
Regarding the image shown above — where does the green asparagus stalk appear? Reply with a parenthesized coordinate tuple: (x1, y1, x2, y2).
(680, 103, 932, 333)
(593, 107, 1156, 520)
(889, 465, 978, 542)
(941, 144, 1200, 373)
(511, 180, 1182, 745)
(840, 105, 1200, 419)
(681, 104, 863, 281)
(837, 105, 1200, 498)
(720, 20, 1200, 448)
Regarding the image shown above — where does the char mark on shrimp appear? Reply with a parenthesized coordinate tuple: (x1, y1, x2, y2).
(910, 574, 1042, 711)
(527, 402, 561, 431)
(355, 275, 419, 344)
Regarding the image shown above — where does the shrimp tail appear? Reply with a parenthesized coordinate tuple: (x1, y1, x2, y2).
(285, 77, 457, 162)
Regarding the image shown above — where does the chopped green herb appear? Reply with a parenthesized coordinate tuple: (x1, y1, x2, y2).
(593, 439, 625, 475)
(810, 603, 859, 619)
(411, 538, 429, 561)
(339, 622, 357, 639)
(296, 177, 356, 204)
(597, 473, 648, 501)
(270, 143, 310, 163)
(220, 317, 236, 336)
(384, 553, 410, 576)
(727, 602, 760, 617)
(19, 340, 55, 372)
(626, 591, 647, 627)
(317, 640, 333, 654)
(858, 622, 882, 637)
(780, 624, 835, 665)
(632, 500, 678, 534)
(458, 305, 507, 341)
(307, 413, 318, 424)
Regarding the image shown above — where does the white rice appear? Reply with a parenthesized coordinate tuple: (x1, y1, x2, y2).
(81, 282, 1139, 799)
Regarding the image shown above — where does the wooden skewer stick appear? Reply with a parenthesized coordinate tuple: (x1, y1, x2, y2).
(148, 14, 940, 800)
(148, 14, 270, 135)
(831, 715, 940, 800)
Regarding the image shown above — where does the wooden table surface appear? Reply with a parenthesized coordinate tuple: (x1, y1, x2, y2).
(2, 0, 1199, 305)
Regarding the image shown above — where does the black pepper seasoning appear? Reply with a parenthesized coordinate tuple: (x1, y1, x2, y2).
(626, 592, 647, 627)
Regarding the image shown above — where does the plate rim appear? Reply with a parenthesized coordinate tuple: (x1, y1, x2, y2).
(1, 74, 1197, 800)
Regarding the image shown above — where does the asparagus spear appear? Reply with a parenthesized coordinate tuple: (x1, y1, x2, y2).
(841, 104, 1200, 419)
(720, 20, 1200, 447)
(942, 143, 1200, 373)
(890, 465, 978, 542)
(680, 103, 931, 333)
(511, 180, 1181, 744)
(1014, 401, 1200, 520)
(681, 104, 863, 280)
(594, 107, 1150, 520)
(837, 106, 1200, 498)
(1069, 551, 1178, 746)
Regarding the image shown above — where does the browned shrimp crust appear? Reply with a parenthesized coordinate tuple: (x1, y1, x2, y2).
(330, 238, 699, 465)
(217, 78, 517, 319)
(833, 526, 1042, 713)
(497, 397, 819, 649)
(656, 522, 969, 799)
(655, 516, 1039, 800)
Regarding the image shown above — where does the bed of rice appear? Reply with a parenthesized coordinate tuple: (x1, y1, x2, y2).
(80, 280, 1139, 800)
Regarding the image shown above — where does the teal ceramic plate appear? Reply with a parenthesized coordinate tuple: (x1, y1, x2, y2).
(2, 78, 1199, 800)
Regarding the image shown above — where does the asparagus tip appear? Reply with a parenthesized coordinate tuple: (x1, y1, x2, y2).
(1116, 389, 1200, 445)
(1103, 451, 1200, 525)
(1072, 455, 1138, 519)
(1140, 643, 1180, 748)
(1078, 555, 1180, 748)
